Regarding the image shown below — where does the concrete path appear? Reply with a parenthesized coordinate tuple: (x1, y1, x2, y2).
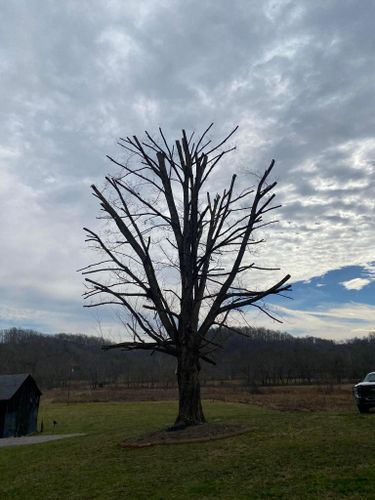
(0, 433, 85, 448)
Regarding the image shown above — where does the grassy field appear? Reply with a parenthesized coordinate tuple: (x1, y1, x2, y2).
(1, 400, 375, 499)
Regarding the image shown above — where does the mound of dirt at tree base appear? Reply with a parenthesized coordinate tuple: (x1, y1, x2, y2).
(121, 423, 250, 448)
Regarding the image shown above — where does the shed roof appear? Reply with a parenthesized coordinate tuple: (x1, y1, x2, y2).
(0, 374, 40, 401)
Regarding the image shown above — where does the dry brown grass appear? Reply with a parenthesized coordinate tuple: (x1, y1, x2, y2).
(44, 382, 355, 412)
(204, 383, 354, 412)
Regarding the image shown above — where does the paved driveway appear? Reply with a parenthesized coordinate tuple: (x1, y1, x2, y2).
(0, 433, 85, 448)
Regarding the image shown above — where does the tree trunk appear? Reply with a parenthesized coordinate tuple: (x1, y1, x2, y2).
(174, 349, 206, 427)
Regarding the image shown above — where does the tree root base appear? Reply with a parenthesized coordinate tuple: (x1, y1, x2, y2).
(120, 423, 250, 448)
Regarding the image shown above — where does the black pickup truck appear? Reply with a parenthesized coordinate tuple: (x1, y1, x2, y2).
(353, 372, 375, 413)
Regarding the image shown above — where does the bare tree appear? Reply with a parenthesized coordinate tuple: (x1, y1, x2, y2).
(81, 125, 291, 427)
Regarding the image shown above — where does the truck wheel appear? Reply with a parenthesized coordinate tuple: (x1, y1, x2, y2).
(357, 404, 369, 413)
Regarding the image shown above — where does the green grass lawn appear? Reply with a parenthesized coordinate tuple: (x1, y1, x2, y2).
(1, 401, 375, 499)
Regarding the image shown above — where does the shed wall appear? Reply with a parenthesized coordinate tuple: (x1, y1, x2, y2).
(0, 401, 6, 438)
(0, 377, 41, 437)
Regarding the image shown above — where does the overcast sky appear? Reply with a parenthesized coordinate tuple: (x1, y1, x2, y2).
(1, 0, 374, 340)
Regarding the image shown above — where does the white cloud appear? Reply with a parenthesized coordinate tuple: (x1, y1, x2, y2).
(239, 302, 375, 340)
(341, 278, 371, 291)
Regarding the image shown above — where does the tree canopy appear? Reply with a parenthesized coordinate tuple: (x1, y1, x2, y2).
(82, 125, 291, 426)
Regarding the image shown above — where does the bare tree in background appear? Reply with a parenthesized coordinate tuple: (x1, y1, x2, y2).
(81, 125, 291, 427)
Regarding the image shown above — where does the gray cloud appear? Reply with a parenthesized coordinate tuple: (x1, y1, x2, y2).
(1, 0, 374, 336)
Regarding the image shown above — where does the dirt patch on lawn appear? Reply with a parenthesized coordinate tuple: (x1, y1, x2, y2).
(121, 423, 249, 448)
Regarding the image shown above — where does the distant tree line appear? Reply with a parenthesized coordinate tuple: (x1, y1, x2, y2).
(0, 327, 374, 389)
(205, 328, 375, 387)
(0, 328, 173, 389)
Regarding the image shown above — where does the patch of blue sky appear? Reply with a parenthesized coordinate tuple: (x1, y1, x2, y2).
(270, 263, 375, 311)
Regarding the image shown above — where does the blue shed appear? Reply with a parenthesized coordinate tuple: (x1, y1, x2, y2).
(0, 374, 41, 438)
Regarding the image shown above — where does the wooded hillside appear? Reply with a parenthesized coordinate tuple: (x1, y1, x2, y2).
(1, 327, 374, 389)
